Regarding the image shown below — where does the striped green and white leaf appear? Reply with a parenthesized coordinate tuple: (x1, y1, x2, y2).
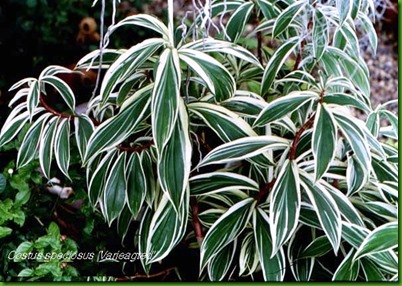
(152, 49, 181, 152)
(138, 207, 153, 274)
(208, 240, 237, 281)
(300, 235, 332, 258)
(84, 85, 151, 163)
(270, 160, 301, 256)
(146, 193, 188, 263)
(190, 172, 259, 196)
(88, 151, 117, 205)
(313, 104, 337, 181)
(300, 173, 341, 254)
(254, 91, 318, 126)
(100, 38, 165, 103)
(337, 0, 352, 24)
(53, 118, 71, 179)
(333, 22, 360, 58)
(257, 0, 281, 19)
(39, 117, 58, 178)
(322, 92, 371, 113)
(332, 249, 360, 281)
(287, 228, 315, 281)
(272, 1, 307, 38)
(76, 49, 125, 69)
(158, 99, 192, 209)
(253, 208, 286, 281)
(74, 114, 94, 161)
(117, 205, 133, 244)
(126, 153, 147, 218)
(197, 135, 289, 168)
(360, 258, 387, 281)
(226, 2, 254, 42)
(179, 49, 235, 101)
(0, 109, 31, 147)
(312, 8, 328, 61)
(41, 76, 76, 112)
(261, 38, 299, 96)
(8, 77, 37, 91)
(17, 113, 51, 169)
(239, 232, 259, 276)
(221, 95, 267, 117)
(200, 198, 256, 269)
(27, 80, 40, 119)
(353, 222, 398, 261)
(103, 152, 127, 225)
(38, 65, 73, 78)
(357, 12, 378, 52)
(346, 153, 368, 196)
(8, 87, 29, 107)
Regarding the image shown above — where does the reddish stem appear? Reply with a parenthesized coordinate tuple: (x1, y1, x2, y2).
(39, 95, 73, 119)
(191, 197, 204, 246)
(117, 140, 154, 153)
(289, 114, 316, 160)
(255, 179, 276, 204)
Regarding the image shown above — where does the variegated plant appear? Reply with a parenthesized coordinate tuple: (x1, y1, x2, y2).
(0, 0, 397, 281)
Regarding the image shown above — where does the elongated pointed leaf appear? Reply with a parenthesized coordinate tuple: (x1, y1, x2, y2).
(84, 85, 151, 163)
(74, 114, 94, 161)
(360, 258, 387, 281)
(313, 104, 337, 181)
(126, 153, 147, 218)
(41, 75, 76, 111)
(253, 208, 286, 281)
(239, 232, 259, 276)
(152, 49, 181, 152)
(100, 39, 165, 102)
(226, 2, 254, 42)
(200, 198, 256, 269)
(197, 135, 289, 168)
(103, 152, 127, 225)
(54, 118, 71, 179)
(273, 1, 306, 37)
(0, 111, 30, 147)
(27, 80, 40, 119)
(190, 172, 259, 196)
(158, 99, 192, 209)
(39, 117, 58, 178)
(312, 8, 328, 61)
(117, 205, 133, 244)
(257, 0, 281, 18)
(179, 49, 235, 101)
(346, 153, 367, 196)
(353, 222, 398, 261)
(261, 38, 299, 96)
(323, 93, 370, 113)
(300, 235, 332, 258)
(270, 159, 301, 256)
(146, 193, 188, 263)
(254, 91, 317, 126)
(333, 249, 360, 281)
(208, 241, 237, 281)
(88, 150, 117, 205)
(138, 207, 153, 274)
(337, 0, 352, 23)
(17, 113, 51, 169)
(300, 173, 341, 254)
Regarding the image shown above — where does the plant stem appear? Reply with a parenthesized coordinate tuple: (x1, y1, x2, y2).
(117, 140, 154, 153)
(289, 114, 316, 160)
(190, 197, 204, 246)
(255, 178, 276, 204)
(39, 95, 73, 119)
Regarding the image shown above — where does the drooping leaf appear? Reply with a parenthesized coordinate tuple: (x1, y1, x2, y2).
(39, 117, 58, 178)
(300, 235, 332, 258)
(332, 249, 360, 281)
(312, 8, 328, 61)
(253, 208, 286, 281)
(337, 0, 352, 24)
(126, 152, 147, 218)
(312, 104, 337, 181)
(27, 80, 40, 119)
(54, 118, 71, 179)
(226, 2, 254, 42)
(200, 198, 256, 269)
(74, 114, 95, 161)
(41, 75, 76, 112)
(103, 152, 127, 225)
(270, 160, 301, 256)
(208, 240, 237, 281)
(273, 1, 306, 38)
(239, 232, 259, 276)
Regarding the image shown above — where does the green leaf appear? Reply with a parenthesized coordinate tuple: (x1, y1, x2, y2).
(76, 49, 124, 69)
(197, 135, 289, 168)
(54, 118, 71, 179)
(208, 241, 236, 281)
(357, 12, 377, 52)
(0, 106, 30, 147)
(103, 152, 127, 225)
(190, 172, 259, 196)
(41, 75, 76, 111)
(312, 104, 337, 181)
(254, 91, 317, 126)
(253, 208, 286, 281)
(322, 93, 370, 113)
(126, 153, 146, 218)
(226, 2, 254, 42)
(152, 49, 181, 152)
(88, 151, 117, 205)
(360, 258, 387, 281)
(27, 80, 40, 119)
(84, 85, 151, 163)
(300, 173, 341, 254)
(17, 268, 34, 277)
(158, 99, 192, 209)
(221, 95, 267, 117)
(270, 159, 300, 256)
(0, 174, 6, 193)
(0, 226, 12, 238)
(312, 8, 328, 61)
(333, 249, 360, 281)
(179, 49, 235, 101)
(17, 113, 51, 169)
(74, 114, 94, 161)
(353, 222, 398, 261)
(257, 0, 280, 19)
(47, 222, 60, 237)
(117, 205, 133, 244)
(14, 241, 34, 262)
(334, 111, 371, 171)
(300, 235, 332, 258)
(260, 38, 298, 96)
(138, 207, 153, 274)
(39, 117, 58, 179)
(337, 0, 352, 24)
(200, 198, 256, 269)
(147, 193, 188, 263)
(346, 153, 367, 196)
(239, 232, 259, 276)
(100, 38, 165, 102)
(273, 1, 306, 38)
